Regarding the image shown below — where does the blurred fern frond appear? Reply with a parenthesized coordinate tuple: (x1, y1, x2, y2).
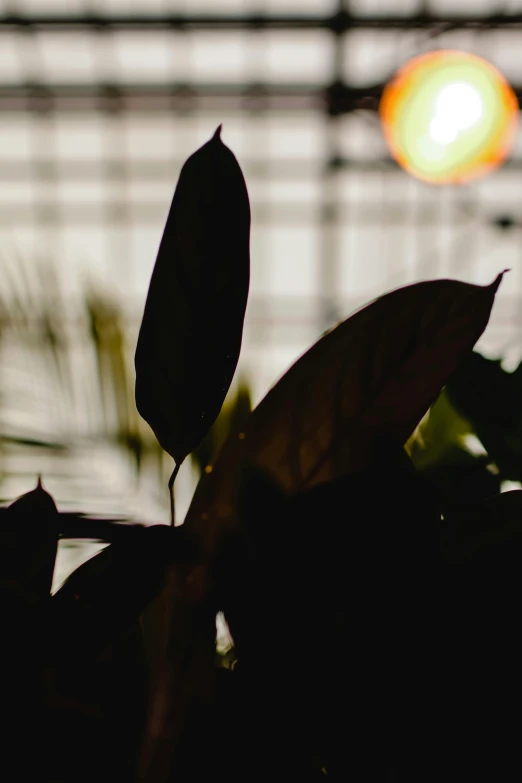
(0, 254, 169, 521)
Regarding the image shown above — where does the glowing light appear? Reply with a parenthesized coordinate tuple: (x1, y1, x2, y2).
(380, 50, 519, 185)
(429, 82, 483, 144)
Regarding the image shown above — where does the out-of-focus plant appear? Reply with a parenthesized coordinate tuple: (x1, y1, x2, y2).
(0, 255, 167, 513)
(407, 350, 522, 508)
(2, 125, 522, 783)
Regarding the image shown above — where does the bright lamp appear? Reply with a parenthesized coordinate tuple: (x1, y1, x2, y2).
(379, 50, 519, 185)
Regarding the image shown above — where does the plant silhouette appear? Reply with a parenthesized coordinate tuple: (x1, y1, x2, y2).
(1, 127, 519, 782)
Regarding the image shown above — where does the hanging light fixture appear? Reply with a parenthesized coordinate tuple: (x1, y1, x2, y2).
(379, 50, 519, 185)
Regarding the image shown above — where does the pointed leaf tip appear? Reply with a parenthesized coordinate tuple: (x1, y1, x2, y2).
(213, 124, 222, 140)
(492, 270, 509, 292)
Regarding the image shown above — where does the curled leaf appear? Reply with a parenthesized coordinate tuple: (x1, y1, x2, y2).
(135, 126, 250, 466)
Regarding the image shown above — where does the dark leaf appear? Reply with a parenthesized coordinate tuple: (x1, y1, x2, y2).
(218, 438, 443, 780)
(143, 275, 501, 782)
(225, 434, 437, 635)
(137, 567, 217, 783)
(433, 489, 522, 779)
(48, 619, 150, 783)
(446, 350, 522, 480)
(443, 488, 522, 562)
(143, 274, 501, 775)
(185, 274, 503, 551)
(423, 448, 501, 508)
(0, 478, 59, 605)
(407, 387, 501, 507)
(135, 126, 251, 466)
(0, 479, 60, 776)
(50, 523, 200, 662)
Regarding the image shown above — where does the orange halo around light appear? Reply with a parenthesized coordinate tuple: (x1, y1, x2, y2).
(380, 50, 519, 185)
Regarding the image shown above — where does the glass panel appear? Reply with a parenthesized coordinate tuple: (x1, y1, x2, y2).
(14, 0, 85, 13)
(338, 114, 388, 160)
(263, 0, 336, 12)
(175, 0, 251, 11)
(343, 29, 422, 86)
(350, 0, 421, 14)
(480, 30, 522, 83)
(265, 177, 321, 204)
(112, 31, 174, 82)
(130, 225, 164, 296)
(0, 32, 26, 83)
(0, 116, 34, 160)
(188, 32, 249, 82)
(266, 224, 319, 297)
(264, 30, 333, 85)
(34, 32, 97, 83)
(122, 115, 175, 159)
(266, 114, 326, 159)
(429, 0, 495, 15)
(94, 0, 170, 11)
(52, 116, 107, 160)
(0, 181, 35, 206)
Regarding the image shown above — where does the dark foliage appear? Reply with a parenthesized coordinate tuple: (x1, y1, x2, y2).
(447, 349, 522, 480)
(135, 126, 250, 468)
(2, 129, 521, 782)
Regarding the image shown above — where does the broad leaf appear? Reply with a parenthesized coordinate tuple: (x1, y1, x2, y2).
(185, 274, 503, 550)
(141, 275, 502, 781)
(135, 126, 250, 466)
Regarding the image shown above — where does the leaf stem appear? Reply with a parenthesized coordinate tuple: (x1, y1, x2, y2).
(168, 463, 181, 526)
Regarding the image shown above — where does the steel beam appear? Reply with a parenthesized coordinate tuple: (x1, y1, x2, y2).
(0, 12, 521, 31)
